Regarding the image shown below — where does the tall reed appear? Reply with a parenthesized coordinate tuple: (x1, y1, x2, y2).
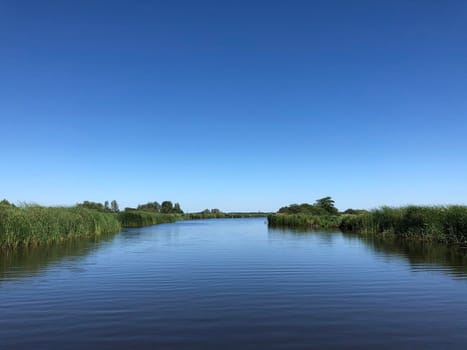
(117, 210, 181, 228)
(0, 205, 121, 248)
(267, 214, 342, 229)
(339, 206, 467, 244)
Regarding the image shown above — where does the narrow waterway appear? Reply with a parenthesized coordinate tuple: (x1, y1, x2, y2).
(1, 218, 467, 349)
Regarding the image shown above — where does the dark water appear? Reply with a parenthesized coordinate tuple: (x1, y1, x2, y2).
(1, 218, 467, 349)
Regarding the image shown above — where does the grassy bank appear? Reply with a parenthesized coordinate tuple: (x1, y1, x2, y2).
(0, 204, 121, 248)
(339, 206, 467, 244)
(267, 213, 342, 229)
(118, 210, 181, 228)
(268, 201, 467, 245)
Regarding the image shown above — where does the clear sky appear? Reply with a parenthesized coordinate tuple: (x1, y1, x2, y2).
(1, 0, 466, 212)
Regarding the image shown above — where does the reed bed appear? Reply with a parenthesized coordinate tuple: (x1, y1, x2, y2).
(339, 206, 467, 244)
(117, 210, 181, 228)
(267, 214, 342, 229)
(0, 205, 121, 248)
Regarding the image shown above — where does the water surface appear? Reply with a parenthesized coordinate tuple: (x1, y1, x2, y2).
(1, 218, 467, 349)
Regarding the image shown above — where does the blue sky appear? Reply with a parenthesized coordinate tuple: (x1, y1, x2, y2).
(1, 0, 466, 212)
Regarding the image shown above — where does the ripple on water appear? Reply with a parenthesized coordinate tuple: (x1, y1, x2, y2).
(1, 218, 467, 349)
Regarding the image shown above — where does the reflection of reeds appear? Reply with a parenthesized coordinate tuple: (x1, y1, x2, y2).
(0, 204, 121, 248)
(339, 206, 467, 244)
(0, 233, 115, 279)
(343, 232, 467, 277)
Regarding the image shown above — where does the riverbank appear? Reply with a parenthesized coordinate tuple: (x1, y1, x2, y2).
(0, 204, 121, 248)
(339, 206, 467, 245)
(268, 205, 467, 245)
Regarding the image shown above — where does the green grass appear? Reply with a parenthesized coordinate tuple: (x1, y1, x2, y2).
(117, 210, 181, 228)
(0, 204, 121, 248)
(267, 213, 342, 229)
(339, 206, 467, 244)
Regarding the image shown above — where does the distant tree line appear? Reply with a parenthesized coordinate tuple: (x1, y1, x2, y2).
(188, 209, 271, 219)
(136, 201, 184, 214)
(200, 208, 222, 215)
(77, 200, 119, 212)
(188, 208, 223, 219)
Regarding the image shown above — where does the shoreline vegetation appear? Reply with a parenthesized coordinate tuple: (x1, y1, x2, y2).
(0, 199, 270, 249)
(117, 211, 182, 228)
(267, 197, 467, 246)
(2, 196, 466, 249)
(0, 202, 121, 249)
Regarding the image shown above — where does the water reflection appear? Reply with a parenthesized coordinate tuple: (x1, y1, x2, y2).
(0, 233, 115, 281)
(268, 227, 338, 246)
(2, 219, 467, 349)
(3, 225, 467, 284)
(268, 227, 467, 279)
(351, 233, 467, 278)
(1, 222, 195, 282)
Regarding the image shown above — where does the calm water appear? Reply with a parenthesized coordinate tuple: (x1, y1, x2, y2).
(1, 218, 467, 349)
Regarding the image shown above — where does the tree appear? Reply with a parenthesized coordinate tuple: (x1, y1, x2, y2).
(314, 196, 338, 214)
(173, 202, 183, 214)
(78, 201, 105, 211)
(104, 201, 110, 211)
(160, 201, 173, 213)
(152, 201, 161, 212)
(111, 200, 119, 212)
(0, 199, 15, 207)
(137, 201, 161, 212)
